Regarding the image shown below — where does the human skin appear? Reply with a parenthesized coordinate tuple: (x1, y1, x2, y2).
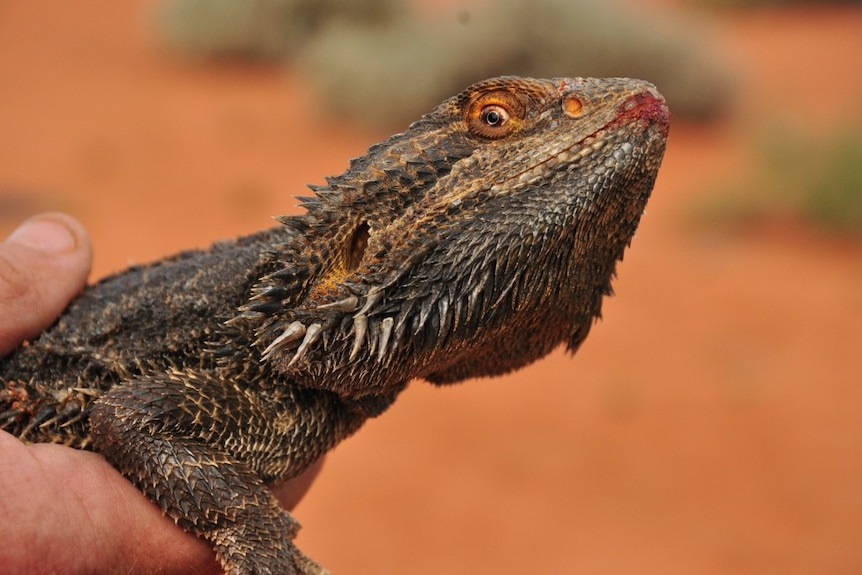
(0, 214, 321, 575)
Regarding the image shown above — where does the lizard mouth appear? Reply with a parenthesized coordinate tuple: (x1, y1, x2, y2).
(615, 89, 670, 133)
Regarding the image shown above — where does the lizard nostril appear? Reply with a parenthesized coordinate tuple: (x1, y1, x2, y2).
(563, 95, 583, 117)
(347, 222, 370, 271)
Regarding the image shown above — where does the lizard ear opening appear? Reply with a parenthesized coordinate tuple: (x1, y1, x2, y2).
(347, 222, 370, 271)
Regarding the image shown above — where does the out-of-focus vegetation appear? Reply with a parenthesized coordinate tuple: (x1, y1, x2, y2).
(693, 0, 860, 7)
(160, 0, 732, 129)
(162, 0, 402, 60)
(696, 127, 862, 239)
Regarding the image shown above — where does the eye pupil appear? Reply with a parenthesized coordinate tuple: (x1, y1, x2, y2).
(481, 106, 510, 127)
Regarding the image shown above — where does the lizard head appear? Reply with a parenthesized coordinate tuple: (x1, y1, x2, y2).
(244, 76, 669, 398)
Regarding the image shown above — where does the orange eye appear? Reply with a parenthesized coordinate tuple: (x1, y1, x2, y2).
(466, 90, 524, 140)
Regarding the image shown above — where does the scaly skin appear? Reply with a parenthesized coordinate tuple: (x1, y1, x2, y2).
(1, 76, 669, 574)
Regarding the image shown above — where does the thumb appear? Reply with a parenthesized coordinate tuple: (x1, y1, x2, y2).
(0, 213, 92, 355)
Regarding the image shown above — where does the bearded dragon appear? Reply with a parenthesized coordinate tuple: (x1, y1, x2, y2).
(1, 76, 669, 574)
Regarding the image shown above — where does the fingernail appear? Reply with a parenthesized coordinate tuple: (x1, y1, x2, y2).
(6, 217, 78, 253)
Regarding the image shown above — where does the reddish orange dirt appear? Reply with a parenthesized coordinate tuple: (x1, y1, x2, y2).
(1, 2, 861, 574)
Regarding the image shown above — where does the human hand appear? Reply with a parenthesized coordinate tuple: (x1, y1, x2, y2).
(0, 214, 322, 574)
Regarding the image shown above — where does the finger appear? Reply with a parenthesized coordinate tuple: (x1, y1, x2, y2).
(0, 213, 92, 355)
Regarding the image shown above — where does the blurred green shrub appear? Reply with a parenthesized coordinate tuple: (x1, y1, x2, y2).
(300, 0, 731, 128)
(696, 127, 862, 238)
(801, 132, 862, 235)
(693, 0, 860, 7)
(160, 0, 732, 128)
(161, 0, 402, 59)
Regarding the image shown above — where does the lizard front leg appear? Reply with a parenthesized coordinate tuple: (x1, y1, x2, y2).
(88, 372, 348, 575)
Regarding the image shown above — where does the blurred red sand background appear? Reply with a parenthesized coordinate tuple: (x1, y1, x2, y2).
(1, 2, 861, 574)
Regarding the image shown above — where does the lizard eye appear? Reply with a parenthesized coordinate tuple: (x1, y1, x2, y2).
(466, 90, 524, 140)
